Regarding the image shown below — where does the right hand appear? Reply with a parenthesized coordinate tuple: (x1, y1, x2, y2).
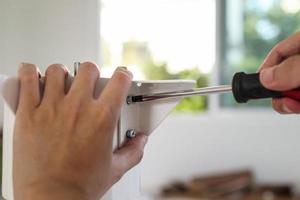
(259, 32, 300, 114)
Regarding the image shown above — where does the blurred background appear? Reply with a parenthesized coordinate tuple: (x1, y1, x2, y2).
(101, 0, 300, 199)
(100, 0, 300, 111)
(1, 0, 300, 199)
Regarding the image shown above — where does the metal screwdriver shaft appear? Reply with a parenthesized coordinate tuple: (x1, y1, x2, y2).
(127, 85, 232, 104)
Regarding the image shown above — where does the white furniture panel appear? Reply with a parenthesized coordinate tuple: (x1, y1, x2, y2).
(1, 77, 195, 200)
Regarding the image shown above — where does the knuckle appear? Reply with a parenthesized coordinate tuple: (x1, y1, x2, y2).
(278, 56, 300, 84)
(133, 150, 144, 165)
(286, 55, 300, 66)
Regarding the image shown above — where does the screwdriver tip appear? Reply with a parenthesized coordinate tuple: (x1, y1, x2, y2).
(127, 95, 144, 104)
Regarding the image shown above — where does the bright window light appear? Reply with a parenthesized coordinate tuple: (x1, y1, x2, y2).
(101, 0, 216, 79)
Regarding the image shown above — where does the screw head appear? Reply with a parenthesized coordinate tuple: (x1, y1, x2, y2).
(126, 129, 137, 138)
(126, 96, 133, 105)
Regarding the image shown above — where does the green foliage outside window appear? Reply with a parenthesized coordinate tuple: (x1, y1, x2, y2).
(103, 0, 300, 111)
(143, 61, 208, 112)
(222, 0, 300, 108)
(122, 41, 209, 112)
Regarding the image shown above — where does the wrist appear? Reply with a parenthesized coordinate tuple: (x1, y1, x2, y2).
(15, 181, 91, 200)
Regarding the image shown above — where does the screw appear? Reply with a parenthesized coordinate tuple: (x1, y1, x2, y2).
(126, 96, 133, 105)
(126, 129, 137, 138)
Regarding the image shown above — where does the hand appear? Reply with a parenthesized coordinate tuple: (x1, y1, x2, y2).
(13, 62, 148, 200)
(259, 32, 300, 114)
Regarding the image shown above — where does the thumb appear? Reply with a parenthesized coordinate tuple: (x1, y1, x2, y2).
(260, 55, 300, 91)
(111, 134, 148, 184)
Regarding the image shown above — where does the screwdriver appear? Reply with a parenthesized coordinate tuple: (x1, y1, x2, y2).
(126, 72, 300, 104)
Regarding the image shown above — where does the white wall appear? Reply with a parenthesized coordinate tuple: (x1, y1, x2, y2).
(0, 0, 101, 75)
(0, 0, 101, 128)
(141, 111, 300, 195)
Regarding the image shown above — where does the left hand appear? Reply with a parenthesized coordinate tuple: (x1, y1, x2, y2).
(13, 62, 148, 200)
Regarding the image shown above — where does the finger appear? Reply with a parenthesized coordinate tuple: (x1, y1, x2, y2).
(68, 62, 99, 100)
(97, 67, 133, 121)
(112, 134, 148, 183)
(42, 64, 69, 104)
(260, 55, 300, 91)
(272, 98, 300, 114)
(259, 32, 300, 71)
(18, 63, 41, 111)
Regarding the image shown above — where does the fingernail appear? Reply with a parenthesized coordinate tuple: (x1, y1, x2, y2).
(116, 66, 133, 79)
(118, 66, 127, 70)
(260, 68, 274, 84)
(282, 104, 293, 114)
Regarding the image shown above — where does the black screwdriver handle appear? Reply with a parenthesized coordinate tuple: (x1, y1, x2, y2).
(232, 72, 300, 103)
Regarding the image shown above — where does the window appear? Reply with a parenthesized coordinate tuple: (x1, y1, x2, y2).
(221, 0, 300, 108)
(101, 0, 300, 111)
(100, 0, 216, 112)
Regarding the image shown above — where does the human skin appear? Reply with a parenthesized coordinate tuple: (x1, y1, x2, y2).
(13, 62, 148, 200)
(259, 32, 300, 114)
